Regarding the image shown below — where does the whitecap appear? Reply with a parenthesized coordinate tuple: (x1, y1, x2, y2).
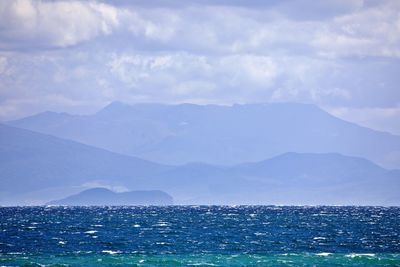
(153, 222, 169, 227)
(188, 262, 217, 266)
(84, 230, 98, 234)
(316, 252, 332, 256)
(102, 250, 121, 255)
(345, 253, 375, 258)
(254, 232, 266, 236)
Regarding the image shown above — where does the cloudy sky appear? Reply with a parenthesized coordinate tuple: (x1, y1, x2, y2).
(0, 0, 399, 134)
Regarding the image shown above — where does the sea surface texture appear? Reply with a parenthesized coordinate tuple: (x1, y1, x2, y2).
(0, 206, 399, 266)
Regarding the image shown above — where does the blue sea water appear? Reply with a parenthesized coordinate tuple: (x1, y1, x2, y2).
(0, 206, 399, 266)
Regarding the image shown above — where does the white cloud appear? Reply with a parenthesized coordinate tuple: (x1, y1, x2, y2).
(218, 55, 279, 90)
(0, 0, 120, 49)
(312, 0, 400, 58)
(127, 9, 178, 42)
(108, 53, 279, 99)
(1, 0, 398, 60)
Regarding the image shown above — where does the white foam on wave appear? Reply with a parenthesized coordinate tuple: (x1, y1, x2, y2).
(187, 262, 217, 266)
(153, 222, 170, 227)
(84, 230, 98, 234)
(316, 252, 332, 256)
(254, 232, 266, 236)
(345, 253, 376, 258)
(102, 250, 121, 255)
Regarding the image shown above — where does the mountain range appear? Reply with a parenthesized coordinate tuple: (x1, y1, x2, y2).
(8, 102, 400, 169)
(0, 118, 399, 205)
(0, 124, 169, 205)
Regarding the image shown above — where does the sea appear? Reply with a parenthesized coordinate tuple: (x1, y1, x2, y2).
(0, 206, 399, 266)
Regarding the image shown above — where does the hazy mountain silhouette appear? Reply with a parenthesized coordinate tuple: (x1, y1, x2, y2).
(46, 188, 173, 206)
(141, 153, 400, 205)
(0, 123, 398, 205)
(0, 124, 169, 205)
(8, 102, 400, 169)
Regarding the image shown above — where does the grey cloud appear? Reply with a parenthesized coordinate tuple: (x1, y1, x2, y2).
(275, 0, 364, 21)
(102, 0, 361, 20)
(101, 0, 284, 9)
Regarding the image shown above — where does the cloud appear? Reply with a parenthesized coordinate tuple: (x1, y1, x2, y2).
(0, 0, 399, 134)
(108, 53, 280, 102)
(276, 0, 364, 21)
(102, 0, 400, 60)
(1, 0, 398, 60)
(327, 106, 400, 135)
(0, 0, 120, 49)
(312, 0, 400, 58)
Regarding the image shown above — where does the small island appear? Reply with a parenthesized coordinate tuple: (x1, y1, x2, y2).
(46, 188, 173, 206)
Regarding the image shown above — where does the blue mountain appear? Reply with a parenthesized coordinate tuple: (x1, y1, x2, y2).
(0, 123, 399, 206)
(0, 124, 169, 205)
(8, 102, 400, 169)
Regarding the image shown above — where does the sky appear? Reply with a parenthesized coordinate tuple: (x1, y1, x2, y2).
(0, 0, 399, 134)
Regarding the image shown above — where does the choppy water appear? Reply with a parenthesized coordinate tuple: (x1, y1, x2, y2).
(1, 206, 399, 266)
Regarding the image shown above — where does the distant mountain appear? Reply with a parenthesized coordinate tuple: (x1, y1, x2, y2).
(231, 152, 386, 184)
(8, 102, 400, 169)
(0, 123, 398, 205)
(46, 188, 173, 206)
(146, 153, 400, 205)
(0, 124, 169, 205)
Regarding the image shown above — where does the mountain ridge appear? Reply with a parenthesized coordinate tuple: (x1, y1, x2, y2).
(0, 123, 170, 205)
(1, 121, 399, 206)
(8, 102, 400, 169)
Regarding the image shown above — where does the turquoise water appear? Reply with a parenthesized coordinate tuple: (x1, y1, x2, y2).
(1, 206, 399, 266)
